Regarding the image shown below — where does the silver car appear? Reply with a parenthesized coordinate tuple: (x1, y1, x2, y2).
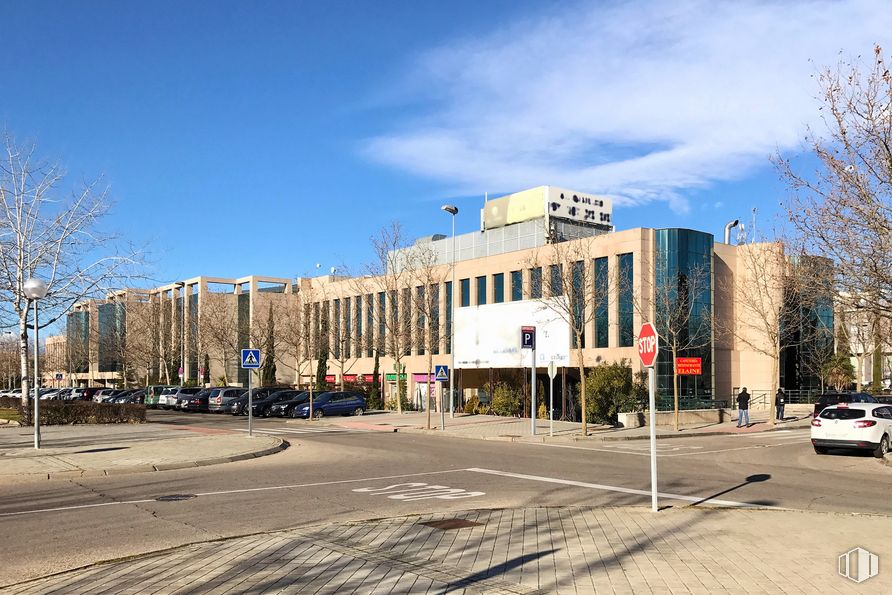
(157, 387, 182, 409)
(208, 387, 246, 413)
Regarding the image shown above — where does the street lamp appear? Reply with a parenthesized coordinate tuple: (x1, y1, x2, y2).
(175, 282, 185, 385)
(441, 204, 458, 419)
(24, 277, 48, 449)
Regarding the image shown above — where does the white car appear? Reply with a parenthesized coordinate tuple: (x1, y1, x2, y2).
(811, 403, 892, 457)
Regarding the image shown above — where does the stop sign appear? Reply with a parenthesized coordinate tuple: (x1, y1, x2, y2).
(638, 322, 659, 367)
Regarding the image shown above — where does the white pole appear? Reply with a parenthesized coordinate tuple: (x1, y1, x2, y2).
(248, 370, 253, 438)
(33, 300, 41, 450)
(440, 378, 446, 430)
(531, 347, 536, 436)
(549, 373, 554, 437)
(449, 213, 456, 418)
(648, 366, 658, 512)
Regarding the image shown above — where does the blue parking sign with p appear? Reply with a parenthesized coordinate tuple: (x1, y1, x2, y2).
(241, 349, 261, 369)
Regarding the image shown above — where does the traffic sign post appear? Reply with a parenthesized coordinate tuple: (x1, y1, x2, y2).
(435, 365, 449, 431)
(521, 326, 536, 435)
(547, 361, 557, 437)
(241, 349, 261, 437)
(637, 323, 659, 513)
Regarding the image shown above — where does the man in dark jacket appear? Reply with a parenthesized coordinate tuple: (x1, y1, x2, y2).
(737, 388, 751, 428)
(775, 388, 785, 421)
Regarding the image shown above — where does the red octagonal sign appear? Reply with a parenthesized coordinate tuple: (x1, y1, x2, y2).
(638, 322, 659, 367)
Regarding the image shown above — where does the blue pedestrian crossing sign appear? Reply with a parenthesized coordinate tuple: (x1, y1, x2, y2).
(241, 349, 261, 369)
(434, 365, 449, 382)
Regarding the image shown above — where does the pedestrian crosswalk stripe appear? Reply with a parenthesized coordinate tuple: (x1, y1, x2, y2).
(234, 427, 367, 436)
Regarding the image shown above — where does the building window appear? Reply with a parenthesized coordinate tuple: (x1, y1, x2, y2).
(401, 288, 411, 356)
(619, 253, 634, 347)
(460, 278, 470, 307)
(416, 285, 425, 356)
(344, 297, 351, 359)
(431, 283, 440, 355)
(445, 281, 453, 354)
(333, 299, 341, 359)
(476, 276, 487, 306)
(530, 267, 543, 299)
(493, 273, 505, 303)
(572, 261, 584, 348)
(377, 292, 386, 352)
(594, 257, 609, 348)
(354, 296, 362, 358)
(550, 264, 563, 297)
(366, 294, 374, 357)
(510, 270, 522, 301)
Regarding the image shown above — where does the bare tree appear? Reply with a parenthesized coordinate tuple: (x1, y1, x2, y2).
(0, 135, 142, 408)
(365, 222, 413, 413)
(406, 241, 448, 429)
(279, 290, 308, 387)
(198, 292, 239, 385)
(716, 241, 802, 425)
(777, 45, 892, 320)
(527, 236, 611, 435)
(644, 263, 712, 431)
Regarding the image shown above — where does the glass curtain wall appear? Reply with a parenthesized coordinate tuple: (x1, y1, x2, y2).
(653, 229, 714, 401)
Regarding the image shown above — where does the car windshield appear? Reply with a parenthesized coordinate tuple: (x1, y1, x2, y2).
(820, 408, 866, 420)
(209, 389, 221, 397)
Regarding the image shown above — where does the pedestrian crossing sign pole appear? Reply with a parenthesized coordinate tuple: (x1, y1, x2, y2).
(435, 365, 449, 430)
(241, 349, 261, 437)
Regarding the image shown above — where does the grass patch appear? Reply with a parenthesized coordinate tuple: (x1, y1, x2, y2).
(0, 408, 21, 422)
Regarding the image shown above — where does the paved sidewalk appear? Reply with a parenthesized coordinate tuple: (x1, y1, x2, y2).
(7, 506, 887, 594)
(0, 424, 284, 480)
(330, 410, 813, 444)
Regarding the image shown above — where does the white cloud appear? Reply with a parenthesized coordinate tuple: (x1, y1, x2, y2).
(363, 0, 891, 211)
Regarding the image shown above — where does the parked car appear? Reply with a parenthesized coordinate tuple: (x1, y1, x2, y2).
(68, 387, 101, 402)
(184, 388, 212, 412)
(811, 403, 892, 457)
(145, 385, 175, 408)
(156, 387, 182, 409)
(812, 392, 876, 418)
(39, 389, 60, 400)
(251, 390, 301, 417)
(170, 387, 202, 409)
(269, 392, 311, 417)
(229, 387, 283, 415)
(291, 391, 366, 419)
(209, 387, 247, 413)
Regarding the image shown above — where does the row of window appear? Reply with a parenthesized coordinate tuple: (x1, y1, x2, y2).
(311, 253, 636, 357)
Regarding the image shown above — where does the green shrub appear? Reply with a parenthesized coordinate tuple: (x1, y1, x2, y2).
(489, 381, 524, 417)
(583, 359, 646, 425)
(465, 395, 481, 415)
(18, 401, 146, 426)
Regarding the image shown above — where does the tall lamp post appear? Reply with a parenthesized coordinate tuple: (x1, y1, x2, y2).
(441, 204, 458, 418)
(175, 282, 186, 386)
(24, 278, 48, 449)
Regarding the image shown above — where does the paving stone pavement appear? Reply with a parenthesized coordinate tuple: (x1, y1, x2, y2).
(5, 507, 889, 594)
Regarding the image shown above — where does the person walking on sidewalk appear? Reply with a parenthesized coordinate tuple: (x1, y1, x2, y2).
(776, 388, 786, 421)
(737, 388, 751, 428)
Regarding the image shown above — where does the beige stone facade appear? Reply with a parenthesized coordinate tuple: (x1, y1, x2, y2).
(59, 227, 790, 413)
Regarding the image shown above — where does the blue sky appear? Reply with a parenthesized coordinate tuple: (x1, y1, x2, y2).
(2, 0, 889, 286)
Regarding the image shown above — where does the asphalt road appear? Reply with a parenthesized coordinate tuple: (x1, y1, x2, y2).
(2, 410, 890, 587)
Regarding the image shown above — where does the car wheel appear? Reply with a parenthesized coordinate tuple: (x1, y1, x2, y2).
(813, 445, 828, 455)
(873, 435, 889, 458)
(313, 409, 324, 420)
(353, 407, 364, 416)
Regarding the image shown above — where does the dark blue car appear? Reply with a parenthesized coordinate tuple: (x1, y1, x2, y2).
(292, 391, 366, 419)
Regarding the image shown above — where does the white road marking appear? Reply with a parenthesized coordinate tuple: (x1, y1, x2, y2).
(0, 469, 469, 518)
(233, 427, 366, 436)
(353, 482, 485, 501)
(466, 467, 780, 508)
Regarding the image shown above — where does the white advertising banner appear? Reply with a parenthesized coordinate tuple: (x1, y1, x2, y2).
(455, 298, 571, 368)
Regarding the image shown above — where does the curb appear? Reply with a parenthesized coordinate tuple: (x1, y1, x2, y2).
(6, 438, 288, 481)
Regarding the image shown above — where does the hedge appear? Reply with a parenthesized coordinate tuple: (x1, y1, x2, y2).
(17, 400, 146, 426)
